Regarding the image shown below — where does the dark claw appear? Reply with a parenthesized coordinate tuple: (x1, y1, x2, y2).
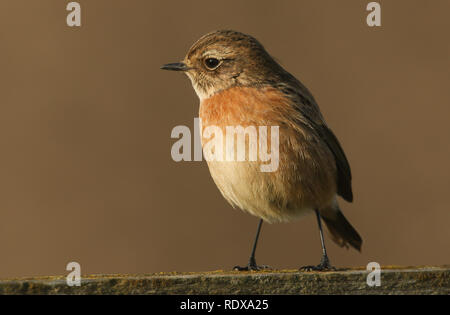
(300, 256, 336, 272)
(233, 263, 271, 271)
(299, 264, 336, 272)
(233, 255, 272, 271)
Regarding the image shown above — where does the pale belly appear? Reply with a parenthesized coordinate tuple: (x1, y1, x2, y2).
(206, 159, 323, 224)
(199, 86, 337, 223)
(201, 123, 337, 224)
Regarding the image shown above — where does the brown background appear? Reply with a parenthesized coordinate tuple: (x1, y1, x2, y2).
(0, 0, 449, 279)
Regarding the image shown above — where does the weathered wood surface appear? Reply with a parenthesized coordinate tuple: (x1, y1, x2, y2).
(0, 266, 448, 295)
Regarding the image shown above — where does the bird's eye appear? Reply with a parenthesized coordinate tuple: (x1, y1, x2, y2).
(204, 58, 220, 70)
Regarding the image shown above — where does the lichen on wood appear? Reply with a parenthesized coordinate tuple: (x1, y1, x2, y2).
(0, 266, 448, 295)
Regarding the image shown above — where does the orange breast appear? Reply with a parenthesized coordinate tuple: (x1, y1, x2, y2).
(199, 86, 292, 128)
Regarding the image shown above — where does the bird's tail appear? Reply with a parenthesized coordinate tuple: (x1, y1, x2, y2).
(319, 202, 362, 252)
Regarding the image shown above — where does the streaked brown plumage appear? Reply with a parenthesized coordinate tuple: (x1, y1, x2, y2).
(162, 30, 362, 270)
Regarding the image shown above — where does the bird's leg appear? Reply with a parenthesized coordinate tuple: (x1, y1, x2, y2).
(234, 219, 270, 271)
(300, 210, 336, 272)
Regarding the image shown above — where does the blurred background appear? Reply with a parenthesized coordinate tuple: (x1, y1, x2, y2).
(0, 0, 449, 279)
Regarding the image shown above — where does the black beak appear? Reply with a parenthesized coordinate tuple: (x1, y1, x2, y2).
(160, 62, 190, 71)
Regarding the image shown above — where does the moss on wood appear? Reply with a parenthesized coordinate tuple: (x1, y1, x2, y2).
(0, 266, 448, 295)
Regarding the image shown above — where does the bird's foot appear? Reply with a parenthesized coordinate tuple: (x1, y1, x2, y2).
(233, 257, 271, 271)
(299, 256, 336, 272)
(233, 264, 271, 271)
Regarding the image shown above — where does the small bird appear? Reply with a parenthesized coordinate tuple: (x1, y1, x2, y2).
(162, 30, 362, 271)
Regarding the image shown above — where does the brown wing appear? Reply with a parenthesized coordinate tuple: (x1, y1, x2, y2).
(272, 77, 353, 202)
(293, 109, 354, 202)
(317, 123, 353, 202)
(291, 97, 353, 202)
